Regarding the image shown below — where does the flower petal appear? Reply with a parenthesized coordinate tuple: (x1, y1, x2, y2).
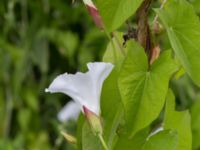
(46, 72, 95, 110)
(46, 62, 114, 115)
(45, 73, 78, 98)
(58, 101, 81, 122)
(83, 0, 96, 8)
(87, 62, 114, 98)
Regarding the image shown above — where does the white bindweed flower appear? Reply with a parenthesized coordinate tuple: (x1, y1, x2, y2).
(57, 101, 81, 122)
(45, 62, 114, 115)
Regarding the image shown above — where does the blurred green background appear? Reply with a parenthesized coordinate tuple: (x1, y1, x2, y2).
(0, 0, 106, 149)
(0, 0, 200, 150)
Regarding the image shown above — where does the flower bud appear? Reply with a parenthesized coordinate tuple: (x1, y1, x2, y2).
(83, 106, 103, 135)
(61, 131, 77, 144)
(150, 45, 160, 64)
(83, 0, 104, 29)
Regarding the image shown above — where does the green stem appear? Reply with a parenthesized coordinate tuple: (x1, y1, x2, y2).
(98, 134, 109, 150)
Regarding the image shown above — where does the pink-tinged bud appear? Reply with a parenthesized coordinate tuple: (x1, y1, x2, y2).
(84, 0, 104, 29)
(83, 106, 103, 135)
(150, 45, 160, 64)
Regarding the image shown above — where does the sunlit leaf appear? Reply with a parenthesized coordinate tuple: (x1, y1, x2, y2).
(190, 95, 200, 149)
(101, 69, 123, 148)
(101, 32, 125, 148)
(119, 41, 177, 136)
(142, 130, 178, 150)
(96, 0, 143, 32)
(103, 32, 126, 70)
(82, 122, 101, 150)
(164, 90, 192, 150)
(189, 0, 200, 14)
(114, 127, 149, 150)
(156, 0, 200, 86)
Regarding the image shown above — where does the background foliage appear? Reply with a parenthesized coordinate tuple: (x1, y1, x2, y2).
(0, 0, 200, 150)
(0, 0, 106, 149)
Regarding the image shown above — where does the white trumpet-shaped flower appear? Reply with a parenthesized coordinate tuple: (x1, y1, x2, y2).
(57, 101, 81, 122)
(45, 62, 114, 115)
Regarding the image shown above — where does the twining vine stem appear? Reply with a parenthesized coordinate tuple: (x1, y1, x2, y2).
(136, 0, 153, 62)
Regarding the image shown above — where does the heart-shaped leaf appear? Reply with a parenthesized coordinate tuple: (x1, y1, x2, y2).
(119, 41, 177, 136)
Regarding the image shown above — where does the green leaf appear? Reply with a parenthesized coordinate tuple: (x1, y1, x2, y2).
(142, 130, 178, 150)
(101, 69, 123, 149)
(191, 95, 200, 150)
(76, 114, 85, 150)
(156, 0, 200, 86)
(114, 127, 149, 150)
(189, 0, 200, 14)
(118, 41, 177, 136)
(103, 33, 124, 63)
(82, 122, 101, 150)
(96, 0, 143, 32)
(101, 33, 125, 148)
(103, 32, 126, 70)
(164, 90, 192, 150)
